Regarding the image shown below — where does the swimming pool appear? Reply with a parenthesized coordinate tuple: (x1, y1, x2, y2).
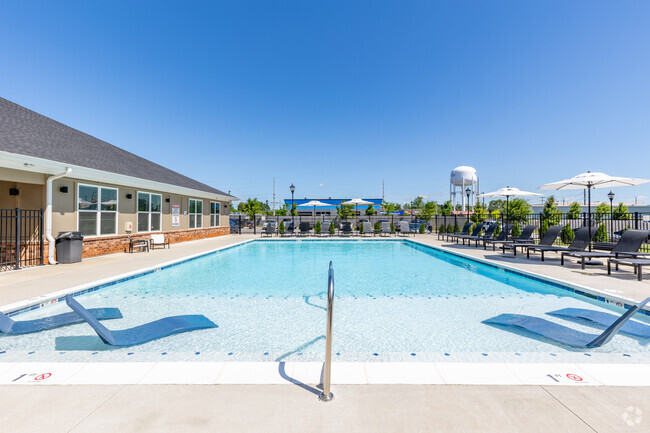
(2, 240, 649, 361)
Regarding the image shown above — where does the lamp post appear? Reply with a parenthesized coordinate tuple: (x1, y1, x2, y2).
(608, 190, 615, 242)
(465, 187, 471, 224)
(290, 183, 296, 226)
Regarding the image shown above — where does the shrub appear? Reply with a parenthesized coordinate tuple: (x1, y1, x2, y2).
(539, 220, 549, 238)
(359, 222, 364, 234)
(329, 221, 335, 235)
(567, 202, 582, 219)
(439, 224, 446, 233)
(375, 221, 381, 232)
(419, 223, 426, 234)
(560, 224, 574, 244)
(593, 224, 608, 242)
(315, 220, 321, 234)
(279, 220, 285, 234)
(390, 221, 395, 232)
(512, 222, 521, 238)
(494, 224, 501, 238)
(453, 222, 460, 233)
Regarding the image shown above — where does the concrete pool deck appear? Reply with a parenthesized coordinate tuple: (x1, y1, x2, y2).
(1, 233, 650, 432)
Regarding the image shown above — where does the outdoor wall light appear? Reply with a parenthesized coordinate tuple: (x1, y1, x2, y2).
(59, 186, 69, 193)
(126, 193, 133, 199)
(9, 188, 19, 196)
(165, 198, 170, 203)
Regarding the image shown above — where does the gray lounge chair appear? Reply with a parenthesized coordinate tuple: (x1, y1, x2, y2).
(445, 222, 473, 242)
(607, 257, 650, 281)
(398, 221, 412, 237)
(484, 297, 650, 348)
(482, 224, 512, 250)
(468, 223, 497, 247)
(380, 221, 394, 237)
(298, 221, 311, 236)
(561, 229, 650, 269)
(340, 221, 353, 236)
(489, 224, 536, 253)
(505, 225, 562, 256)
(362, 221, 374, 237)
(455, 224, 484, 245)
(319, 220, 331, 237)
(261, 222, 276, 237)
(284, 222, 295, 237)
(527, 226, 595, 261)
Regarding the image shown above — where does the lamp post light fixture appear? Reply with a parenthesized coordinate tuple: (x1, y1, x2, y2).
(465, 187, 471, 223)
(608, 190, 615, 241)
(290, 183, 296, 225)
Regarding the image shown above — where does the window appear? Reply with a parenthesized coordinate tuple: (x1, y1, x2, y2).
(78, 184, 118, 236)
(137, 192, 162, 232)
(210, 202, 220, 227)
(189, 199, 202, 228)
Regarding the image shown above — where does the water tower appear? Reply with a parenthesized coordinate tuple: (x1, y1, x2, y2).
(450, 166, 478, 211)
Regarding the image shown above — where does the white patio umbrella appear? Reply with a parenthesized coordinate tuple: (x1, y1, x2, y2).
(478, 187, 542, 226)
(539, 171, 650, 251)
(297, 200, 331, 218)
(342, 198, 373, 223)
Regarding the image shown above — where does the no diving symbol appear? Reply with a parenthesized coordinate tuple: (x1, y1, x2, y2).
(566, 373, 582, 382)
(34, 373, 51, 381)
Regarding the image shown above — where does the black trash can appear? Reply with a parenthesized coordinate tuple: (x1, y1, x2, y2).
(55, 231, 84, 263)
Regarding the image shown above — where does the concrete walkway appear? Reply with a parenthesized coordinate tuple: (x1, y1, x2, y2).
(2, 233, 650, 432)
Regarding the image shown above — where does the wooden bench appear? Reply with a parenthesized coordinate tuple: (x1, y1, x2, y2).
(128, 236, 149, 253)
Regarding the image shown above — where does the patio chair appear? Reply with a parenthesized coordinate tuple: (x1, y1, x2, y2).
(298, 221, 311, 236)
(481, 224, 512, 250)
(398, 221, 412, 237)
(362, 221, 374, 237)
(454, 224, 484, 245)
(0, 307, 122, 335)
(526, 226, 596, 261)
(489, 224, 536, 253)
(261, 222, 276, 237)
(560, 229, 650, 269)
(282, 222, 295, 237)
(128, 236, 149, 253)
(504, 225, 562, 257)
(548, 306, 650, 338)
(467, 223, 497, 247)
(150, 233, 170, 249)
(607, 257, 650, 281)
(65, 295, 217, 347)
(340, 221, 353, 236)
(483, 297, 650, 348)
(380, 221, 395, 237)
(445, 222, 473, 242)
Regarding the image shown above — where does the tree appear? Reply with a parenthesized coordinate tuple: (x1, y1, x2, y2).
(540, 196, 562, 237)
(438, 223, 446, 233)
(560, 224, 575, 244)
(365, 204, 376, 216)
(593, 223, 608, 242)
(455, 204, 463, 211)
(452, 222, 459, 233)
(506, 198, 532, 225)
(487, 199, 506, 213)
(275, 204, 288, 216)
(470, 202, 487, 224)
(511, 222, 522, 238)
(315, 220, 322, 234)
(420, 201, 438, 221)
(441, 200, 453, 216)
(594, 203, 609, 224)
(419, 223, 426, 234)
(279, 220, 286, 234)
(613, 203, 631, 220)
(567, 202, 582, 219)
(329, 221, 336, 235)
(409, 196, 425, 210)
(337, 204, 354, 220)
(290, 203, 298, 216)
(240, 198, 262, 225)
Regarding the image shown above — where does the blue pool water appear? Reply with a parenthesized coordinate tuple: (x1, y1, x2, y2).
(2, 240, 649, 360)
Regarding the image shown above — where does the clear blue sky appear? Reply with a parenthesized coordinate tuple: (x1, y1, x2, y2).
(1, 1, 649, 207)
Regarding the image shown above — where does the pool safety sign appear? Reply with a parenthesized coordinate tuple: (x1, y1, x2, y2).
(171, 204, 180, 227)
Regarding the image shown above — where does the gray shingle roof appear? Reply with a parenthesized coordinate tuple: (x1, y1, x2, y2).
(0, 97, 234, 198)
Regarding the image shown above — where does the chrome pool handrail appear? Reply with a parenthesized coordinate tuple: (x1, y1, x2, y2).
(319, 261, 335, 402)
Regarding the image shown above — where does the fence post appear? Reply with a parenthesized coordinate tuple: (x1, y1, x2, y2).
(14, 208, 21, 270)
(39, 209, 44, 266)
(583, 212, 587, 228)
(634, 212, 639, 229)
(239, 215, 242, 234)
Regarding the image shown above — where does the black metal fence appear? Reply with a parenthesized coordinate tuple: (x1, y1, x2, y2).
(0, 209, 44, 271)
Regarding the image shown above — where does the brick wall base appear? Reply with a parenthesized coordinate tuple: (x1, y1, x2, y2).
(53, 227, 230, 261)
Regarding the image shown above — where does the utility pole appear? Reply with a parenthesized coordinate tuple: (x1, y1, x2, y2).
(273, 177, 276, 216)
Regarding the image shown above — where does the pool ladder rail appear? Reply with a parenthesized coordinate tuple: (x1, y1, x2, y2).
(319, 261, 335, 402)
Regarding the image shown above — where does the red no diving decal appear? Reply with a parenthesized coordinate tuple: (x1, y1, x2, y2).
(34, 373, 52, 381)
(566, 373, 582, 382)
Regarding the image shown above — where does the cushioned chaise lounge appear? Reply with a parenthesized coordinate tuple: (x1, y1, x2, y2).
(362, 221, 374, 237)
(526, 226, 595, 261)
(380, 221, 394, 237)
(65, 295, 217, 347)
(483, 297, 650, 348)
(560, 229, 650, 269)
(398, 221, 412, 237)
(0, 307, 122, 335)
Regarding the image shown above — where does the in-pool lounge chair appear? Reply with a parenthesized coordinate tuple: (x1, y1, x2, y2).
(340, 221, 353, 236)
(398, 221, 412, 237)
(362, 221, 374, 237)
(526, 226, 595, 261)
(548, 304, 650, 338)
(261, 222, 276, 237)
(0, 307, 122, 335)
(607, 258, 650, 281)
(560, 229, 650, 269)
(505, 225, 562, 256)
(445, 222, 473, 242)
(483, 297, 650, 348)
(65, 295, 217, 347)
(298, 221, 311, 236)
(489, 224, 536, 253)
(481, 224, 512, 250)
(380, 221, 394, 237)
